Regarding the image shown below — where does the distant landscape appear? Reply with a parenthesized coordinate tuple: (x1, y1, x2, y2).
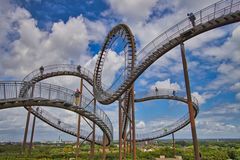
(1, 139, 239, 160)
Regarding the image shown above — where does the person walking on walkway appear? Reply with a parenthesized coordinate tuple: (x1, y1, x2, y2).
(155, 87, 158, 96)
(74, 88, 81, 106)
(173, 90, 176, 96)
(187, 12, 196, 27)
(77, 65, 81, 73)
(39, 66, 44, 75)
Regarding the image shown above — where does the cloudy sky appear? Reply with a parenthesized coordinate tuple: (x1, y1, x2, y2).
(0, 0, 240, 142)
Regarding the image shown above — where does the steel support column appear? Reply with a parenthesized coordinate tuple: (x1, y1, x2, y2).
(76, 78, 83, 159)
(131, 88, 136, 160)
(119, 100, 122, 160)
(126, 133, 129, 154)
(90, 98, 96, 159)
(22, 109, 31, 153)
(172, 133, 175, 157)
(22, 85, 35, 153)
(180, 42, 200, 160)
(28, 115, 36, 154)
(123, 128, 127, 159)
(129, 119, 132, 154)
(102, 134, 106, 160)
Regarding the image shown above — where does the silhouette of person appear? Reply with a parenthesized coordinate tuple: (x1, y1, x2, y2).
(74, 89, 80, 105)
(173, 90, 176, 96)
(77, 65, 81, 73)
(187, 12, 196, 27)
(39, 66, 44, 75)
(155, 87, 158, 95)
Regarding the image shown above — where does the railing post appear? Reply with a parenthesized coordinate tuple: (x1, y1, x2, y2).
(214, 3, 217, 18)
(15, 82, 18, 98)
(180, 42, 200, 160)
(39, 83, 41, 97)
(3, 83, 6, 99)
(49, 84, 51, 99)
(230, 0, 233, 13)
(200, 10, 202, 24)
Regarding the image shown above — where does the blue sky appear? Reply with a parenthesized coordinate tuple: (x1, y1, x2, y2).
(0, 0, 240, 142)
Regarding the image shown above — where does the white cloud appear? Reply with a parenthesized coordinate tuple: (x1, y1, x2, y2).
(230, 82, 240, 91)
(191, 92, 214, 105)
(85, 50, 125, 88)
(217, 63, 235, 74)
(136, 121, 146, 129)
(196, 120, 239, 136)
(193, 25, 240, 63)
(150, 79, 181, 91)
(185, 28, 227, 50)
(105, 0, 158, 21)
(0, 6, 107, 79)
(136, 118, 177, 135)
(236, 92, 240, 101)
(202, 103, 240, 115)
(138, 79, 148, 86)
(206, 62, 240, 90)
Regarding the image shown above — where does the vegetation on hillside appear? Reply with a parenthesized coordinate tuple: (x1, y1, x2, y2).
(0, 140, 239, 160)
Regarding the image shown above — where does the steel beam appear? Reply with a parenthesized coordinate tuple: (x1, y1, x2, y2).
(180, 42, 200, 160)
(172, 133, 175, 157)
(102, 134, 106, 160)
(119, 100, 122, 160)
(90, 98, 96, 159)
(22, 109, 31, 153)
(123, 128, 127, 159)
(22, 85, 35, 153)
(28, 115, 36, 154)
(76, 78, 83, 159)
(131, 88, 136, 160)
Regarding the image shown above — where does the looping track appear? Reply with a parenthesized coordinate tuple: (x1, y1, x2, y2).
(94, 24, 136, 104)
(93, 0, 240, 105)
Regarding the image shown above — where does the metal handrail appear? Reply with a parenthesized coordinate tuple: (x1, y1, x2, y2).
(133, 88, 199, 141)
(93, 0, 240, 102)
(20, 64, 113, 139)
(31, 107, 103, 143)
(0, 81, 113, 141)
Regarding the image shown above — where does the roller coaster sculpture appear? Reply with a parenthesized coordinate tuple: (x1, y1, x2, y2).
(0, 0, 240, 159)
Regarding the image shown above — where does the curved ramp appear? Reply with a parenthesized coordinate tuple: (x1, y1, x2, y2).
(134, 89, 199, 142)
(30, 106, 104, 145)
(21, 64, 110, 145)
(0, 81, 113, 145)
